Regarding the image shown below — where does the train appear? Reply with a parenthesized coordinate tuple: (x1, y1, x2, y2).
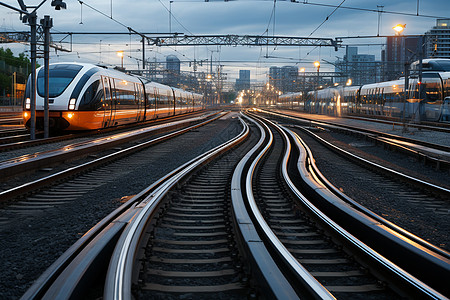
(23, 62, 204, 131)
(278, 59, 450, 123)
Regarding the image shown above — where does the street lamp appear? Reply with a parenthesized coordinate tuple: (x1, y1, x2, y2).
(393, 24, 406, 35)
(313, 61, 320, 89)
(117, 51, 124, 68)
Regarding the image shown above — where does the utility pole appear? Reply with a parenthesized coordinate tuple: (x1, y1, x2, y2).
(30, 12, 37, 140)
(42, 15, 52, 138)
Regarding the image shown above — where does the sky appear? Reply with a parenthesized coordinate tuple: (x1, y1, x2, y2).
(1, 0, 449, 86)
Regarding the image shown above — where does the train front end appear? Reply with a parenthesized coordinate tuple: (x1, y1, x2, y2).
(23, 63, 105, 131)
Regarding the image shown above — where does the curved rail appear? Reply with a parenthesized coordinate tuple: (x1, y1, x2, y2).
(295, 125, 450, 258)
(104, 115, 249, 300)
(260, 109, 450, 168)
(232, 113, 334, 299)
(1, 113, 224, 202)
(281, 124, 449, 298)
(19, 113, 232, 300)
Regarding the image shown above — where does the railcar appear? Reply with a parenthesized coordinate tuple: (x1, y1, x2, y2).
(280, 70, 450, 123)
(23, 62, 204, 131)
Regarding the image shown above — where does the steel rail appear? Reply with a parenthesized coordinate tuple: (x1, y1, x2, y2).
(237, 113, 334, 299)
(0, 113, 224, 202)
(230, 114, 304, 299)
(104, 115, 249, 300)
(19, 113, 229, 300)
(297, 125, 450, 198)
(261, 109, 450, 152)
(0, 110, 209, 152)
(281, 125, 448, 299)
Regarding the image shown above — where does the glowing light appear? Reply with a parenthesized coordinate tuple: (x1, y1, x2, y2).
(68, 98, 76, 110)
(116, 51, 124, 58)
(346, 78, 352, 86)
(393, 24, 406, 34)
(67, 113, 74, 119)
(313, 61, 320, 68)
(24, 112, 28, 118)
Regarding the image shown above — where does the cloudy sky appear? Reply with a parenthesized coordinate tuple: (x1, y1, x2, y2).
(1, 0, 449, 84)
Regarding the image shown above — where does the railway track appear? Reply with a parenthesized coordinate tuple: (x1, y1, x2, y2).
(250, 119, 399, 299)
(0, 112, 222, 196)
(262, 109, 450, 170)
(21, 113, 255, 299)
(6, 110, 448, 299)
(0, 110, 209, 153)
(240, 112, 448, 298)
(0, 112, 242, 299)
(286, 124, 450, 248)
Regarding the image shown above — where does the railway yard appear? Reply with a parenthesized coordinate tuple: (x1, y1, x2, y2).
(0, 109, 448, 299)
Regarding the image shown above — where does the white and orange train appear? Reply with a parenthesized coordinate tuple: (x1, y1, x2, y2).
(23, 62, 204, 131)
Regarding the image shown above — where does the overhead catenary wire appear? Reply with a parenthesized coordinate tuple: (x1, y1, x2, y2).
(308, 0, 345, 37)
(179, 0, 447, 19)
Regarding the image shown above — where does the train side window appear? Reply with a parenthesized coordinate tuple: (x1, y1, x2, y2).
(79, 80, 104, 111)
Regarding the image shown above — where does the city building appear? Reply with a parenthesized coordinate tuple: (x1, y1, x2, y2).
(425, 19, 450, 58)
(166, 55, 180, 86)
(269, 66, 298, 92)
(335, 46, 380, 85)
(385, 36, 422, 80)
(235, 69, 250, 91)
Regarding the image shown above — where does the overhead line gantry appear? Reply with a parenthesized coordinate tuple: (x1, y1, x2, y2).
(0, 32, 342, 51)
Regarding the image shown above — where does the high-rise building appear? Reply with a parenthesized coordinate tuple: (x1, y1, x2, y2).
(385, 36, 421, 80)
(335, 46, 380, 85)
(268, 66, 298, 92)
(425, 19, 450, 58)
(235, 69, 250, 91)
(166, 55, 180, 86)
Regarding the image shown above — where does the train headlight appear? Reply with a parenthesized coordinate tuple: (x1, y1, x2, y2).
(25, 98, 30, 110)
(24, 112, 28, 118)
(67, 113, 74, 119)
(68, 98, 76, 110)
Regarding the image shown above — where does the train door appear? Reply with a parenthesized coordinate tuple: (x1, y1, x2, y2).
(135, 83, 144, 122)
(171, 89, 176, 116)
(101, 76, 115, 128)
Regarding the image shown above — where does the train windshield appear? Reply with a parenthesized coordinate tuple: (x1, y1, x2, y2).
(37, 64, 83, 97)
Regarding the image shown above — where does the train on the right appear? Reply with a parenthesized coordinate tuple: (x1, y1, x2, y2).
(278, 59, 450, 123)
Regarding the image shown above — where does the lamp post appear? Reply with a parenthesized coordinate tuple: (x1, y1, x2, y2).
(313, 61, 320, 89)
(117, 51, 124, 69)
(392, 24, 409, 130)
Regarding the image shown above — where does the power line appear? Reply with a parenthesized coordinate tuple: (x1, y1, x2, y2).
(308, 0, 345, 37)
(178, 0, 448, 19)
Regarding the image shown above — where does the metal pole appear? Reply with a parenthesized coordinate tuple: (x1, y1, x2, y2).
(42, 15, 52, 138)
(142, 37, 145, 71)
(29, 12, 37, 140)
(403, 56, 409, 131)
(13, 72, 16, 106)
(169, 1, 173, 33)
(417, 35, 423, 123)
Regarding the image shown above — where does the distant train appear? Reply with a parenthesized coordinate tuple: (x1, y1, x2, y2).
(23, 63, 204, 131)
(278, 60, 450, 123)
